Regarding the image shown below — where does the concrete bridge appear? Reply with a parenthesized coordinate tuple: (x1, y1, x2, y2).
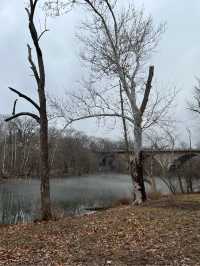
(98, 149, 200, 172)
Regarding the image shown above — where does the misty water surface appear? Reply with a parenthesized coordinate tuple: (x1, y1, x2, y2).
(0, 174, 182, 224)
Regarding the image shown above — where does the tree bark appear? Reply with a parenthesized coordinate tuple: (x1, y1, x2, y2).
(40, 110, 51, 220)
(132, 116, 147, 203)
(119, 82, 131, 169)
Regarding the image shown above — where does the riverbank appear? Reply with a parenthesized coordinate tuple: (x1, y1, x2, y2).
(1, 194, 200, 265)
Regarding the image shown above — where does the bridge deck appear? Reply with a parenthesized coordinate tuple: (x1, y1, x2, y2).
(99, 149, 200, 154)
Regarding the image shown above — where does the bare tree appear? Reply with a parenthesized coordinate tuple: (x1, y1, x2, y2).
(0, 118, 39, 178)
(47, 0, 169, 203)
(5, 0, 52, 220)
(189, 78, 200, 115)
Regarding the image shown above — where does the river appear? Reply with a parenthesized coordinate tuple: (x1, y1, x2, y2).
(0, 174, 197, 224)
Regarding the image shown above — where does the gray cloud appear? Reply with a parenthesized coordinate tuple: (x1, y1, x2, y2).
(0, 1, 199, 142)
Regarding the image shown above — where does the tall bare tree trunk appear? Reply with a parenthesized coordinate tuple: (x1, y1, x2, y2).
(133, 116, 146, 203)
(120, 82, 146, 201)
(27, 0, 52, 220)
(5, 0, 52, 220)
(40, 110, 51, 220)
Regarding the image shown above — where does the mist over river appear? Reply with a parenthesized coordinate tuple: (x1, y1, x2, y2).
(0, 174, 197, 224)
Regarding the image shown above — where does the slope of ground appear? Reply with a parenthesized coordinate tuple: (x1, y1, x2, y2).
(0, 194, 200, 265)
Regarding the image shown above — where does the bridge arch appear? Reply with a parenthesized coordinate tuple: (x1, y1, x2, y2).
(169, 153, 200, 171)
(97, 149, 200, 174)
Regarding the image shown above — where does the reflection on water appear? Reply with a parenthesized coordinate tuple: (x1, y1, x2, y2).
(0, 174, 132, 224)
(0, 174, 196, 224)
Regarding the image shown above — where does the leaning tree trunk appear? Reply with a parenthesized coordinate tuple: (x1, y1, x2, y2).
(131, 115, 147, 203)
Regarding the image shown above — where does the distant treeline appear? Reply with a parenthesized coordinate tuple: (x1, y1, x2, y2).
(0, 117, 128, 179)
(1, 117, 200, 188)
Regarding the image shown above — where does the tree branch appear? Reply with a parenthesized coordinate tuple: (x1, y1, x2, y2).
(8, 87, 40, 111)
(104, 0, 118, 46)
(12, 99, 18, 115)
(38, 29, 50, 41)
(27, 0, 45, 89)
(27, 44, 40, 84)
(140, 65, 154, 116)
(64, 113, 134, 129)
(84, 0, 117, 56)
(5, 112, 40, 123)
(189, 107, 200, 114)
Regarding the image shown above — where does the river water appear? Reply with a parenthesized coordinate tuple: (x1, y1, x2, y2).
(0, 174, 196, 224)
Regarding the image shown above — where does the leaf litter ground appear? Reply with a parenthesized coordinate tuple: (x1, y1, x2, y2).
(0, 194, 200, 265)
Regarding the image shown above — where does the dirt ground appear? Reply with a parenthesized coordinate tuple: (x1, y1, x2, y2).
(0, 194, 200, 265)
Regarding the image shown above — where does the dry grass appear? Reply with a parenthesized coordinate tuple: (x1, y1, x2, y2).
(113, 197, 131, 206)
(147, 191, 163, 200)
(0, 194, 200, 265)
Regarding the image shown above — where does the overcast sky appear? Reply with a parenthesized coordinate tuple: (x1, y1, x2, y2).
(0, 1, 200, 144)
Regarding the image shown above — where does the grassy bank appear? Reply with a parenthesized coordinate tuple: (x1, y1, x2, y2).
(1, 194, 200, 265)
